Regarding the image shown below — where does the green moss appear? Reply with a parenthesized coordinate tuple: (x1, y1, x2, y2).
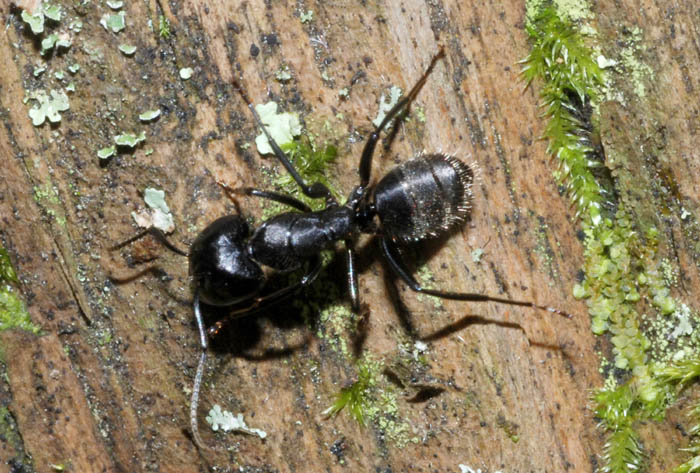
(521, 6, 605, 225)
(272, 139, 339, 210)
(523, 3, 697, 471)
(325, 357, 378, 425)
(0, 248, 40, 335)
(0, 290, 40, 334)
(158, 15, 170, 38)
(496, 414, 521, 443)
(0, 406, 33, 469)
(324, 355, 416, 446)
(33, 183, 66, 226)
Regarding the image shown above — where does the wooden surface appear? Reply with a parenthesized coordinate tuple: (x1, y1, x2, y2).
(0, 1, 698, 472)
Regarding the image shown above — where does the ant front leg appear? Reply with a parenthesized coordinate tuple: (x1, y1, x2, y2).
(379, 238, 571, 318)
(232, 79, 337, 206)
(359, 47, 446, 187)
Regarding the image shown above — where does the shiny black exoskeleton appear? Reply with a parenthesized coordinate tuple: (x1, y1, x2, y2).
(111, 47, 568, 448)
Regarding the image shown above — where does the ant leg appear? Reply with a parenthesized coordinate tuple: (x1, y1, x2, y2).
(208, 255, 323, 337)
(109, 227, 187, 256)
(359, 47, 446, 187)
(232, 79, 337, 205)
(379, 238, 571, 318)
(190, 291, 209, 450)
(345, 240, 360, 312)
(218, 181, 312, 212)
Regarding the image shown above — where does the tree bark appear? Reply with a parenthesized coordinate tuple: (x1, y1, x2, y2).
(0, 1, 697, 472)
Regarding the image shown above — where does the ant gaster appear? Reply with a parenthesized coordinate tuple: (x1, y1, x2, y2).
(111, 47, 569, 449)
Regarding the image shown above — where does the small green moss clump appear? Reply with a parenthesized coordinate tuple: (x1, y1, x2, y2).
(273, 139, 338, 210)
(0, 248, 41, 334)
(324, 358, 377, 426)
(158, 15, 170, 38)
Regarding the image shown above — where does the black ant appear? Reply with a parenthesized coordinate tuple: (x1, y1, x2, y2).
(110, 47, 569, 449)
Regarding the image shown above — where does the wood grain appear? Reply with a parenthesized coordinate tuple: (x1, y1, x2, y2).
(1, 1, 698, 472)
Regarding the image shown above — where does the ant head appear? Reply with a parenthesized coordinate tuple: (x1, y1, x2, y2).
(373, 153, 474, 243)
(189, 215, 265, 306)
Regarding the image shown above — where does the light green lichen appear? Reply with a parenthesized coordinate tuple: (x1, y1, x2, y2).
(100, 11, 126, 33)
(138, 109, 160, 122)
(179, 67, 193, 80)
(21, 10, 45, 34)
(254, 102, 303, 155)
(40, 33, 71, 55)
(97, 146, 116, 160)
(205, 405, 267, 438)
(275, 66, 292, 83)
(27, 90, 70, 126)
(300, 10, 313, 24)
(372, 86, 402, 128)
(118, 44, 137, 56)
(617, 27, 654, 100)
(114, 131, 146, 147)
(42, 4, 62, 22)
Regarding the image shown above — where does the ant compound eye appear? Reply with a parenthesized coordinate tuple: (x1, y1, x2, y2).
(374, 153, 474, 242)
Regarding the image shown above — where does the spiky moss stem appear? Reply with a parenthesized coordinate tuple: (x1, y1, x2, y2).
(523, 4, 692, 472)
(521, 6, 605, 225)
(657, 356, 700, 473)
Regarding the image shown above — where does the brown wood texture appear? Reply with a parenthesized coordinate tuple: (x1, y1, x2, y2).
(0, 1, 698, 472)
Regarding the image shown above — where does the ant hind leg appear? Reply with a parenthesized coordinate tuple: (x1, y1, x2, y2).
(379, 238, 571, 319)
(358, 47, 446, 187)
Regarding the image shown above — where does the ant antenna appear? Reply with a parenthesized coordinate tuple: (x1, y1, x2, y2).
(190, 291, 210, 450)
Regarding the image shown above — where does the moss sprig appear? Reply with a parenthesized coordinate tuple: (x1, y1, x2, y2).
(593, 382, 659, 473)
(323, 357, 379, 425)
(655, 357, 700, 472)
(657, 356, 700, 389)
(521, 6, 605, 225)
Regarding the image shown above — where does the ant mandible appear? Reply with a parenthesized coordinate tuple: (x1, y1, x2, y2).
(111, 46, 570, 448)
